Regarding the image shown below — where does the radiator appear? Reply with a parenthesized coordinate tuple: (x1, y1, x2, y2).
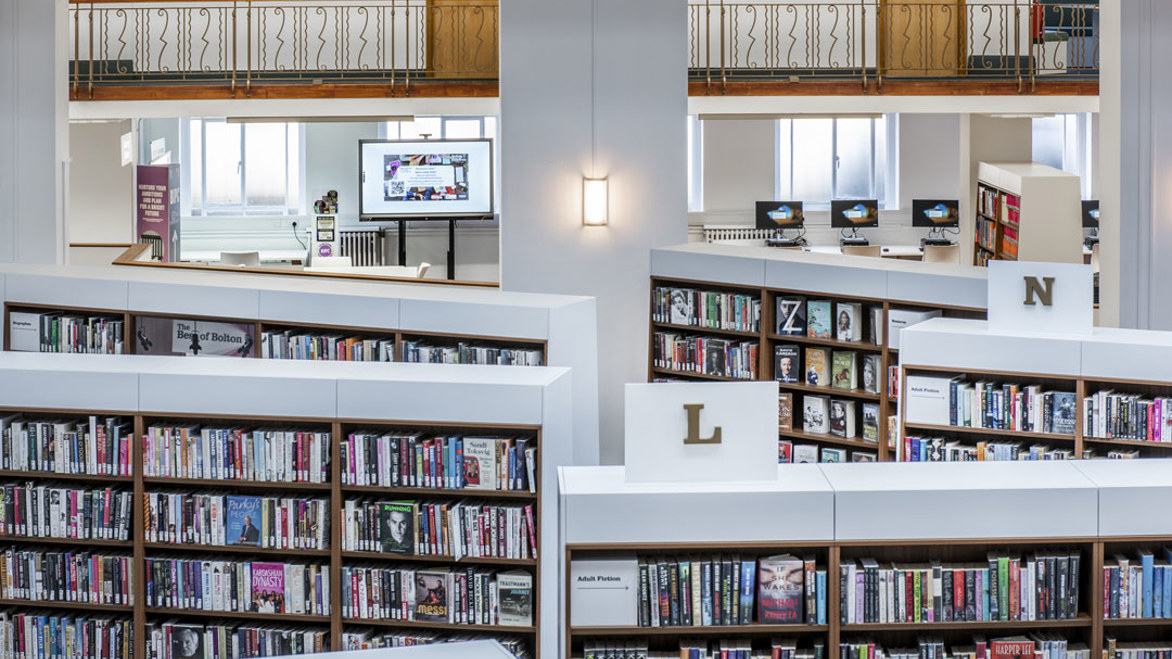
(702, 226, 774, 243)
(339, 228, 385, 266)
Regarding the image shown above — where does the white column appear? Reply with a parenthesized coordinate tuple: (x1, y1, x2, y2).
(0, 0, 68, 264)
(1099, 0, 1167, 329)
(500, 0, 688, 464)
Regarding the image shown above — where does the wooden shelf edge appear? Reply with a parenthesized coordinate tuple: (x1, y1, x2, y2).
(902, 422, 1076, 443)
(569, 624, 829, 636)
(342, 617, 535, 634)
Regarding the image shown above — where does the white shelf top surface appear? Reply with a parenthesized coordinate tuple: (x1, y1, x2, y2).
(982, 161, 1081, 179)
(1073, 458, 1172, 489)
(559, 464, 833, 496)
(818, 460, 1095, 493)
(1073, 459, 1172, 537)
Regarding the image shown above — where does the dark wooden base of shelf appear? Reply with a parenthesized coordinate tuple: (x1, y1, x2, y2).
(0, 598, 133, 613)
(341, 550, 536, 567)
(146, 607, 331, 624)
(0, 535, 132, 549)
(143, 476, 331, 492)
(0, 469, 132, 484)
(144, 542, 330, 557)
(780, 428, 880, 452)
(340, 484, 536, 500)
(902, 422, 1075, 443)
(841, 615, 1090, 632)
(1102, 617, 1172, 627)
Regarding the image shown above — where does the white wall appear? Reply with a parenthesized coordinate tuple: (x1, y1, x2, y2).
(692, 113, 962, 246)
(68, 120, 134, 244)
(500, 0, 688, 464)
(0, 0, 68, 264)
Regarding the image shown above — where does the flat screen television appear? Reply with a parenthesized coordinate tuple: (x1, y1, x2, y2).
(755, 201, 805, 230)
(830, 199, 879, 229)
(1082, 200, 1099, 228)
(912, 199, 961, 228)
(359, 138, 494, 220)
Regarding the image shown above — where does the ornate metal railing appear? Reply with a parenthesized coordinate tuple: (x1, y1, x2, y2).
(689, 0, 1098, 91)
(69, 1, 1096, 98)
(70, 0, 498, 98)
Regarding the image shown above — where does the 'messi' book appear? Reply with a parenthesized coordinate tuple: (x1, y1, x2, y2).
(413, 569, 452, 622)
(757, 555, 804, 623)
(803, 396, 830, 435)
(776, 297, 807, 336)
(806, 301, 832, 339)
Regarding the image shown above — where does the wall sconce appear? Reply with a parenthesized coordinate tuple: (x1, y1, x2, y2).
(583, 177, 609, 226)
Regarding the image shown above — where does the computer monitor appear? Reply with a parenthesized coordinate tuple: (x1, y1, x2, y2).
(912, 199, 961, 228)
(830, 200, 879, 229)
(756, 201, 805, 230)
(1082, 200, 1100, 229)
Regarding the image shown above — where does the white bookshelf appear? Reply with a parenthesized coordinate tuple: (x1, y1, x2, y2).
(1074, 459, 1172, 537)
(0, 263, 599, 465)
(975, 162, 1084, 266)
(0, 352, 572, 659)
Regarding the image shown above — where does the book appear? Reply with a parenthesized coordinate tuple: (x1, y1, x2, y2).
(169, 623, 206, 659)
(862, 354, 882, 394)
(250, 562, 286, 614)
(667, 289, 694, 326)
(869, 307, 884, 345)
(807, 301, 832, 339)
(836, 302, 863, 342)
(831, 351, 857, 391)
(414, 569, 452, 622)
(793, 444, 819, 464)
(776, 297, 807, 336)
(225, 495, 262, 547)
(862, 403, 880, 443)
(989, 637, 1034, 659)
(851, 451, 877, 462)
(803, 396, 830, 435)
(887, 308, 942, 350)
(1050, 392, 1077, 435)
(497, 570, 535, 627)
(774, 345, 801, 383)
(778, 440, 793, 464)
(380, 501, 416, 555)
(757, 555, 804, 623)
(462, 437, 498, 490)
(805, 349, 829, 387)
(778, 393, 794, 431)
(820, 447, 847, 463)
(829, 399, 857, 439)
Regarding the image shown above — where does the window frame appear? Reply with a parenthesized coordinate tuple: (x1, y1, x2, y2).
(775, 114, 897, 210)
(182, 118, 306, 218)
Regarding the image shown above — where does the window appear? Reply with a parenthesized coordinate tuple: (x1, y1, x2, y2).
(382, 116, 500, 213)
(687, 116, 704, 213)
(1033, 113, 1094, 199)
(776, 115, 895, 209)
(183, 119, 303, 216)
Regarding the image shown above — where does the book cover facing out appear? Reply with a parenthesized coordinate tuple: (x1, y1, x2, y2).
(250, 562, 286, 614)
(379, 501, 415, 555)
(136, 164, 181, 262)
(225, 496, 262, 546)
(135, 316, 255, 358)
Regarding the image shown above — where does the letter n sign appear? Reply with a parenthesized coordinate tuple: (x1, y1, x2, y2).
(1023, 276, 1056, 307)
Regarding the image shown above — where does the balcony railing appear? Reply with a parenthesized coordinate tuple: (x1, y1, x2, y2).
(68, 1, 1097, 99)
(69, 0, 498, 98)
(688, 0, 1098, 91)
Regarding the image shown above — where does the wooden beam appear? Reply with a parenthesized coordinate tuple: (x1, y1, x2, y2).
(75, 80, 500, 101)
(689, 78, 1099, 96)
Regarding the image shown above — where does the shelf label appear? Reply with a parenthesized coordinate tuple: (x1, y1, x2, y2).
(569, 555, 639, 627)
(988, 261, 1094, 336)
(624, 382, 778, 483)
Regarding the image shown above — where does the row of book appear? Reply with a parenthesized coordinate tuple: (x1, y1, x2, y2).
(0, 416, 133, 477)
(840, 635, 1086, 659)
(339, 565, 533, 627)
(9, 312, 125, 356)
(902, 436, 1078, 463)
(580, 639, 824, 659)
(143, 492, 329, 550)
(143, 425, 331, 484)
(636, 554, 827, 628)
(342, 499, 536, 560)
(145, 621, 328, 659)
(1107, 642, 1172, 659)
(0, 550, 132, 606)
(0, 612, 133, 659)
(776, 297, 881, 345)
(977, 184, 1002, 220)
(652, 333, 759, 380)
(976, 217, 999, 254)
(1104, 550, 1172, 619)
(401, 341, 543, 367)
(778, 443, 875, 464)
(775, 345, 881, 395)
(259, 329, 393, 362)
(948, 380, 1077, 435)
(839, 553, 1082, 624)
(340, 631, 531, 659)
(340, 432, 537, 492)
(143, 558, 330, 616)
(798, 395, 879, 443)
(1084, 392, 1172, 442)
(0, 484, 132, 541)
(652, 286, 762, 333)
